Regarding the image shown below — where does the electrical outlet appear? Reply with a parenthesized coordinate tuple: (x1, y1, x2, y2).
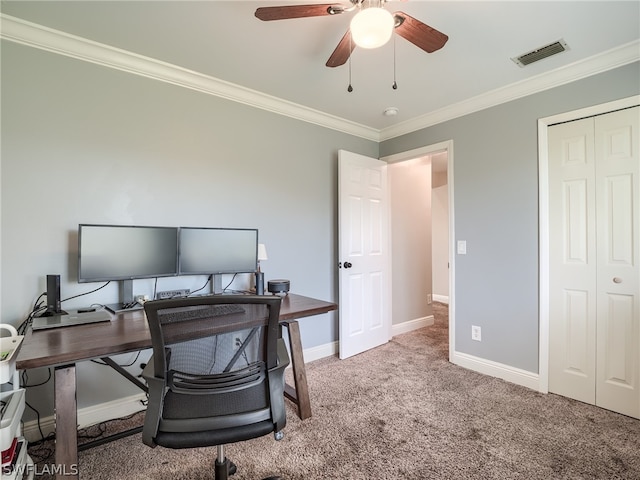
(427, 294, 432, 304)
(471, 325, 482, 342)
(156, 289, 190, 300)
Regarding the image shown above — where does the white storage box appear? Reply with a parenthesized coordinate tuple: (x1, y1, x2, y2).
(0, 325, 24, 384)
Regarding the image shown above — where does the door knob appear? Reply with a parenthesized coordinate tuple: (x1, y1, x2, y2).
(343, 262, 352, 269)
(613, 277, 622, 283)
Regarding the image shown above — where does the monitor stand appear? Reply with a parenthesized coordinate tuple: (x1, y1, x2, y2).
(211, 274, 223, 295)
(40, 307, 68, 317)
(105, 279, 144, 314)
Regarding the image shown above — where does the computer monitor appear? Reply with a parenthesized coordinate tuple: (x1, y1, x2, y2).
(78, 224, 179, 312)
(179, 227, 258, 293)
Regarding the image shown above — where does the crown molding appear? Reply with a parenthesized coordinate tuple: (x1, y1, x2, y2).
(2, 14, 638, 144)
(0, 14, 379, 142)
(379, 40, 640, 141)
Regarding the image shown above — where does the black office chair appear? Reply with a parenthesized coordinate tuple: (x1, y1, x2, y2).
(142, 295, 289, 480)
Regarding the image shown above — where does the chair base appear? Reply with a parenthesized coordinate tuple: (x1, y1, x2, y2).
(214, 458, 237, 480)
(215, 458, 282, 480)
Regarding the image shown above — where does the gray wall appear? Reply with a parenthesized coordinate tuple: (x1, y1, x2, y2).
(2, 36, 638, 421)
(1, 41, 377, 417)
(381, 61, 640, 373)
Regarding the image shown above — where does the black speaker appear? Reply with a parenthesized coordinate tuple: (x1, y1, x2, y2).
(267, 279, 290, 295)
(255, 272, 265, 295)
(42, 274, 67, 317)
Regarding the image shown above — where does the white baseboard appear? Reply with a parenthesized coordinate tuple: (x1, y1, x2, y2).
(303, 315, 433, 362)
(302, 314, 433, 362)
(22, 393, 147, 443)
(433, 294, 449, 304)
(303, 315, 434, 363)
(302, 340, 338, 363)
(392, 315, 434, 336)
(450, 351, 541, 391)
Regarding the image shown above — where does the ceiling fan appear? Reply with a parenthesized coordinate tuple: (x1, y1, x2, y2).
(255, 0, 449, 68)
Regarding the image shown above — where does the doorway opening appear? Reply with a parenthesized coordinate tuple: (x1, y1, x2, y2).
(382, 140, 455, 360)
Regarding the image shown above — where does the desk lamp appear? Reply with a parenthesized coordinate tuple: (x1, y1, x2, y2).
(255, 243, 268, 295)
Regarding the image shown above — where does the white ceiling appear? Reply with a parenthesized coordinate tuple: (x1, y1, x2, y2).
(1, 1, 639, 138)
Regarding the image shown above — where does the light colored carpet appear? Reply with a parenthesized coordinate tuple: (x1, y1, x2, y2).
(29, 303, 640, 479)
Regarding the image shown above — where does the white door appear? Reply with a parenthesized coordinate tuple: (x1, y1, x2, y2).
(548, 107, 639, 419)
(338, 150, 391, 359)
(548, 117, 597, 404)
(594, 108, 639, 417)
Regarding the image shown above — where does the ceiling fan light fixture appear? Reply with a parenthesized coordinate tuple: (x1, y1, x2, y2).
(350, 7, 394, 49)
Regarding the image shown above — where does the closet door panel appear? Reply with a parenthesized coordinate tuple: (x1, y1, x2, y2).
(595, 107, 639, 419)
(548, 118, 597, 404)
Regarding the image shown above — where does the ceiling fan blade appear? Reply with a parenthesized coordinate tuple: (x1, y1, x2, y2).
(326, 30, 356, 67)
(393, 11, 448, 53)
(255, 4, 345, 21)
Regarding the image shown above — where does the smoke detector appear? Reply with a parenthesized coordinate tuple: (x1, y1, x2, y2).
(511, 39, 569, 67)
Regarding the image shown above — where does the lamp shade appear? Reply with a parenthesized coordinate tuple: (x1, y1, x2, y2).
(350, 7, 394, 49)
(258, 243, 268, 262)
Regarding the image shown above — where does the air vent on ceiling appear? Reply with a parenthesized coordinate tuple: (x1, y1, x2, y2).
(511, 39, 569, 67)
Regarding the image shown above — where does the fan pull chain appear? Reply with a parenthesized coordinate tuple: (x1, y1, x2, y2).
(392, 32, 398, 90)
(348, 34, 353, 92)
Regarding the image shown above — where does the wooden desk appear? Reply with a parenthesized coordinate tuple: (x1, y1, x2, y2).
(16, 293, 336, 480)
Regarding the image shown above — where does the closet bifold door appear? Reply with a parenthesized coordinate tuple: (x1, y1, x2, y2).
(548, 106, 639, 419)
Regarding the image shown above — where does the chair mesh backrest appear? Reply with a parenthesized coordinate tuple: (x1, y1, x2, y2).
(144, 296, 281, 420)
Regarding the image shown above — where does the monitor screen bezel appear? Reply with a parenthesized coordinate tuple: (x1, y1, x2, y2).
(178, 226, 259, 276)
(78, 223, 179, 283)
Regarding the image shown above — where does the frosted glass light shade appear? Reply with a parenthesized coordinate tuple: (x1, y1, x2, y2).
(258, 243, 268, 261)
(350, 8, 394, 49)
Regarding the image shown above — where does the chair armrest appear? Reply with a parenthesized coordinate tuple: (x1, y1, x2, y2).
(276, 337, 291, 370)
(141, 355, 167, 447)
(268, 338, 290, 432)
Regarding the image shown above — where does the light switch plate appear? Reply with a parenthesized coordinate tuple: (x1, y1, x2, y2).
(457, 240, 467, 255)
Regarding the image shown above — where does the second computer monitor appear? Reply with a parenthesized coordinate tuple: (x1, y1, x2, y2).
(179, 227, 258, 275)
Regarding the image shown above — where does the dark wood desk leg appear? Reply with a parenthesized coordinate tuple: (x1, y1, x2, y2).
(54, 365, 79, 480)
(282, 321, 312, 420)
